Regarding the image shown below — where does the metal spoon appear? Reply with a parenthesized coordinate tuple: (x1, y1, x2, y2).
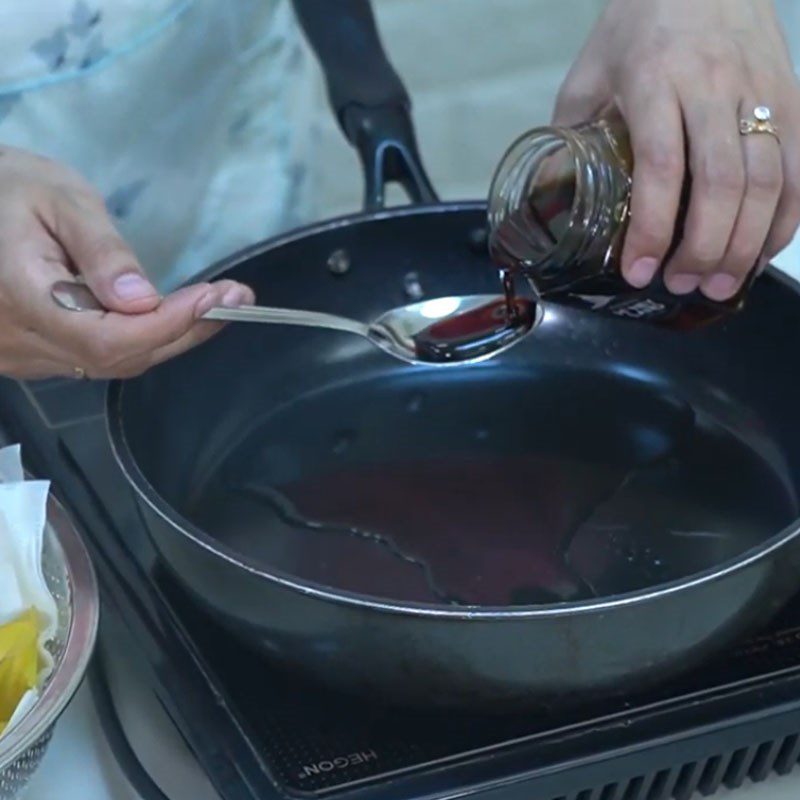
(51, 280, 541, 366)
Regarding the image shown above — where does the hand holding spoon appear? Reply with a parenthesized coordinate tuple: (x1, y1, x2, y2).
(51, 280, 541, 367)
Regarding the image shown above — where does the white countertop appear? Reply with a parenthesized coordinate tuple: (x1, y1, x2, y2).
(26, 654, 219, 800)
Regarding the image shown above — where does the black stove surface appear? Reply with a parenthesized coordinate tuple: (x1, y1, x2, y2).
(170, 565, 800, 796)
(3, 376, 800, 800)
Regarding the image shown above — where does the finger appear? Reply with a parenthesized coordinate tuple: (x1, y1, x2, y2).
(702, 125, 783, 301)
(12, 226, 255, 373)
(214, 280, 256, 309)
(552, 69, 610, 126)
(764, 125, 800, 260)
(619, 87, 685, 288)
(664, 92, 746, 294)
(110, 320, 228, 379)
(0, 208, 254, 377)
(2, 359, 70, 380)
(764, 183, 800, 261)
(90, 280, 256, 378)
(51, 280, 251, 376)
(51, 191, 160, 314)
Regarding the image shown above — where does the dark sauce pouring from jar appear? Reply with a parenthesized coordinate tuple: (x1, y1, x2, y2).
(488, 113, 757, 329)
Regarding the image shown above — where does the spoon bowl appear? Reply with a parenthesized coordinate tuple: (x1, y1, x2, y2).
(364, 294, 541, 365)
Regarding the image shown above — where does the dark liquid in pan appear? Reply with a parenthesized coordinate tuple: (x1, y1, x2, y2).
(186, 369, 797, 607)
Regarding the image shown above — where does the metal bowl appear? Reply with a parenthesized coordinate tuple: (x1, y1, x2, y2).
(0, 494, 99, 799)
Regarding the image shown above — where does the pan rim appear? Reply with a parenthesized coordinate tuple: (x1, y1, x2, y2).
(107, 202, 800, 619)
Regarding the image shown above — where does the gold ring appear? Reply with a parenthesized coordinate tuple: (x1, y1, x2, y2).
(72, 366, 87, 380)
(739, 106, 780, 142)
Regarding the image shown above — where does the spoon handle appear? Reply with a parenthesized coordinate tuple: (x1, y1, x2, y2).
(203, 305, 370, 337)
(50, 280, 370, 338)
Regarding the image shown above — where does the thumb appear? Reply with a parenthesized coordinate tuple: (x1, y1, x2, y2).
(552, 61, 610, 127)
(54, 197, 159, 314)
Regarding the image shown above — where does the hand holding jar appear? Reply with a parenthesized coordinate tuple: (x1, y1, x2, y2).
(552, 0, 800, 302)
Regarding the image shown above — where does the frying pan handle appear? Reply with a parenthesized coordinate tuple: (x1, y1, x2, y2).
(291, 0, 439, 210)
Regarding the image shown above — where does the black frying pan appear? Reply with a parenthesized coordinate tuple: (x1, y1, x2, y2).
(106, 0, 800, 708)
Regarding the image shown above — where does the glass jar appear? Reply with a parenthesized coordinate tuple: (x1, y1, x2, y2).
(487, 112, 751, 327)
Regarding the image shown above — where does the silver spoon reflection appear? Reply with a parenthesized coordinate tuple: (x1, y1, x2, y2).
(51, 280, 541, 366)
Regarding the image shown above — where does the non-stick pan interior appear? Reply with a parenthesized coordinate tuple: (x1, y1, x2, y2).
(116, 206, 800, 609)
